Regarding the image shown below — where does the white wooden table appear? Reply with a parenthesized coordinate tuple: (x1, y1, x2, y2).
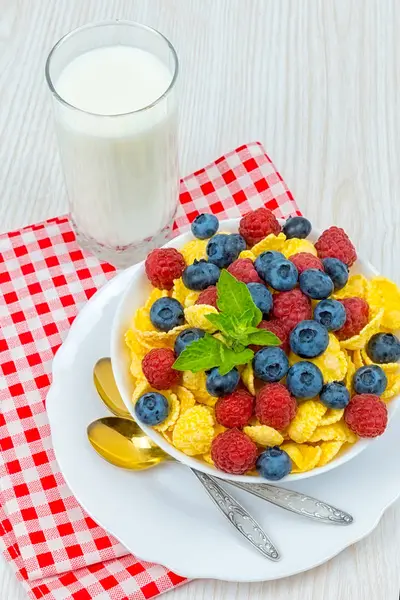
(1, 1, 400, 598)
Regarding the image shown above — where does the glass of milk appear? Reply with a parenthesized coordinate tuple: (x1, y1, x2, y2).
(45, 21, 179, 267)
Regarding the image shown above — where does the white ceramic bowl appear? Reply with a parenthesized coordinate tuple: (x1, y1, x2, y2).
(111, 218, 399, 483)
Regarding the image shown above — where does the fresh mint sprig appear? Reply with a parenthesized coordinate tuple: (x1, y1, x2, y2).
(173, 269, 281, 374)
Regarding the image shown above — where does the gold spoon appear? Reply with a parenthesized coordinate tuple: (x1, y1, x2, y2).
(89, 358, 353, 526)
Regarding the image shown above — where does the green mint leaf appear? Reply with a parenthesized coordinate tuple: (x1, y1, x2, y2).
(246, 330, 282, 346)
(216, 270, 262, 327)
(218, 347, 254, 376)
(205, 312, 238, 338)
(173, 334, 224, 373)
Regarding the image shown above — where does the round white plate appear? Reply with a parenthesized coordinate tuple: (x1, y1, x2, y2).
(47, 266, 400, 582)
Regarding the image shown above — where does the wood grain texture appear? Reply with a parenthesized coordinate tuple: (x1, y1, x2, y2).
(1, 1, 400, 598)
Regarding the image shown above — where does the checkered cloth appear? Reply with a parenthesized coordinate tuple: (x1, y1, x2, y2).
(0, 142, 300, 600)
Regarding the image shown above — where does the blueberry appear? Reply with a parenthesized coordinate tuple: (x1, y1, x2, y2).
(353, 365, 387, 395)
(254, 251, 285, 281)
(282, 216, 312, 239)
(174, 328, 205, 355)
(264, 259, 298, 291)
(289, 320, 329, 358)
(366, 333, 400, 364)
(253, 347, 289, 382)
(320, 381, 350, 409)
(313, 299, 346, 331)
(256, 447, 292, 481)
(322, 258, 349, 291)
(191, 213, 219, 239)
(135, 392, 169, 425)
(206, 367, 240, 397)
(226, 233, 246, 255)
(150, 297, 184, 331)
(206, 234, 244, 268)
(182, 259, 220, 290)
(299, 269, 334, 299)
(247, 283, 273, 317)
(286, 361, 324, 398)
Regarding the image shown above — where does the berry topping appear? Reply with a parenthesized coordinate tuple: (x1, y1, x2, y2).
(299, 269, 334, 300)
(256, 447, 292, 480)
(255, 382, 297, 429)
(353, 365, 387, 395)
(322, 258, 349, 291)
(282, 216, 312, 240)
(263, 259, 299, 291)
(313, 299, 346, 331)
(239, 208, 281, 246)
(366, 333, 400, 364)
(289, 252, 324, 274)
(247, 283, 273, 317)
(211, 429, 258, 474)
(182, 260, 220, 291)
(142, 348, 180, 389)
(227, 258, 263, 284)
(320, 381, 350, 409)
(215, 389, 255, 428)
(345, 394, 387, 437)
(315, 226, 357, 267)
(145, 248, 186, 290)
(150, 297, 185, 331)
(135, 392, 170, 426)
(272, 289, 312, 332)
(253, 347, 289, 382)
(206, 367, 240, 397)
(335, 297, 369, 340)
(286, 361, 324, 399)
(289, 320, 329, 358)
(174, 328, 206, 355)
(191, 213, 219, 239)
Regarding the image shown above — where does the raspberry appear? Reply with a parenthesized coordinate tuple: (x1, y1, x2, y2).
(227, 258, 262, 284)
(335, 297, 369, 340)
(289, 252, 324, 274)
(239, 208, 281, 246)
(215, 389, 254, 428)
(195, 286, 218, 308)
(250, 319, 290, 353)
(344, 394, 387, 437)
(271, 289, 312, 332)
(315, 226, 357, 267)
(211, 429, 258, 474)
(142, 348, 180, 390)
(145, 248, 186, 290)
(255, 383, 297, 430)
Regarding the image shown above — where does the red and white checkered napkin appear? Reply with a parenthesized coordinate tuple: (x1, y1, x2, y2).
(0, 142, 300, 600)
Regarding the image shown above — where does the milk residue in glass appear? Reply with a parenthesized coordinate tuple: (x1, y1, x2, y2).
(54, 46, 178, 248)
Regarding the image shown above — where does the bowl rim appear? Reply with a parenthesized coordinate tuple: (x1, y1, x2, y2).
(111, 217, 396, 484)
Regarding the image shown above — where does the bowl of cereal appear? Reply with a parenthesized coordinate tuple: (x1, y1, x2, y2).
(111, 209, 400, 483)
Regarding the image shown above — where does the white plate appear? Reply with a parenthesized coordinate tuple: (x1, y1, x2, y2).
(47, 265, 400, 582)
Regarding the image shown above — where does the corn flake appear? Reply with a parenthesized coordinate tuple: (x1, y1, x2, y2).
(213, 423, 227, 437)
(135, 324, 188, 350)
(308, 421, 358, 443)
(172, 278, 191, 305)
(184, 304, 218, 333)
(180, 239, 208, 265)
(125, 329, 147, 358)
(173, 385, 196, 414)
(339, 309, 384, 350)
(344, 351, 355, 393)
(287, 400, 327, 443)
(333, 274, 370, 300)
(290, 333, 347, 382)
(130, 351, 144, 380)
(282, 238, 317, 259)
(352, 349, 364, 370)
(185, 291, 200, 307)
(132, 379, 151, 404)
(182, 370, 218, 406)
(172, 405, 215, 456)
(202, 451, 215, 465)
(317, 441, 344, 467)
(134, 307, 155, 332)
(242, 363, 256, 395)
(367, 277, 400, 330)
(239, 250, 256, 260)
(319, 408, 344, 426)
(281, 443, 322, 473)
(360, 346, 399, 374)
(381, 372, 400, 401)
(243, 425, 284, 446)
(251, 233, 286, 258)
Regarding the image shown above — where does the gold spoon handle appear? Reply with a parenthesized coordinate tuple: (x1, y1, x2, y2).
(192, 470, 280, 561)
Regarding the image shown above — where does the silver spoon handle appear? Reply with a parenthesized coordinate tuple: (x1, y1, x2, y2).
(192, 470, 280, 561)
(227, 481, 353, 525)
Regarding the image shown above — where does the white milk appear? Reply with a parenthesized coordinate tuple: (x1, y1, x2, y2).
(53, 46, 178, 251)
